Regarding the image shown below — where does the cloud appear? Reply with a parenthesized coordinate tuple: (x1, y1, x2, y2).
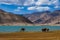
(53, 0, 60, 8)
(23, 0, 59, 6)
(28, 6, 36, 10)
(23, 0, 50, 6)
(0, 0, 20, 5)
(0, 2, 13, 5)
(54, 6, 59, 8)
(0, 0, 59, 6)
(0, 0, 59, 11)
(0, 0, 50, 5)
(24, 0, 35, 6)
(14, 7, 24, 12)
(28, 6, 50, 11)
(35, 0, 50, 5)
(36, 7, 50, 11)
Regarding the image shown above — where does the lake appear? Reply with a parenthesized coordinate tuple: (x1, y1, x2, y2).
(0, 26, 60, 32)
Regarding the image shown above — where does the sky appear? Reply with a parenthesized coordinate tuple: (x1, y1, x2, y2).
(0, 0, 60, 14)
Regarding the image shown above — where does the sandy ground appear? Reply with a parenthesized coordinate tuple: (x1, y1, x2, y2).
(0, 31, 60, 40)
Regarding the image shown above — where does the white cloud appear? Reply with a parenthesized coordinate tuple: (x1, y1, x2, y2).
(28, 6, 50, 11)
(0, 0, 59, 6)
(54, 6, 59, 8)
(36, 7, 50, 11)
(35, 0, 50, 5)
(51, 0, 60, 8)
(54, 6, 60, 8)
(0, 0, 21, 5)
(28, 6, 36, 10)
(0, 0, 59, 10)
(24, 0, 35, 6)
(53, 0, 59, 5)
(14, 7, 24, 12)
(17, 7, 24, 9)
(23, 0, 51, 6)
(0, 2, 13, 5)
(23, 0, 59, 6)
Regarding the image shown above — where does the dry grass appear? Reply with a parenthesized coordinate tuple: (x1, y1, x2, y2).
(0, 31, 60, 40)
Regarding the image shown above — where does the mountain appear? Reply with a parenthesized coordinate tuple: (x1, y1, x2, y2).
(0, 9, 33, 25)
(47, 10, 60, 24)
(24, 11, 51, 23)
(24, 11, 51, 22)
(24, 10, 60, 24)
(33, 13, 52, 24)
(0, 9, 60, 25)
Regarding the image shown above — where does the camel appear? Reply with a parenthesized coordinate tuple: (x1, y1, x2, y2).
(42, 28, 49, 32)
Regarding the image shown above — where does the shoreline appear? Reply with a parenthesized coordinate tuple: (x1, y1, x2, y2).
(0, 23, 60, 26)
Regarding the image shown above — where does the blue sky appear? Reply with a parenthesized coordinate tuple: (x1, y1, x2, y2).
(0, 0, 60, 14)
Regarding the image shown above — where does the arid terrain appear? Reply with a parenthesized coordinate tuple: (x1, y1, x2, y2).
(0, 31, 60, 40)
(0, 9, 60, 26)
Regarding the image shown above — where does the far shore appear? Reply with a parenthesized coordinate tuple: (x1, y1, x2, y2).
(0, 23, 60, 26)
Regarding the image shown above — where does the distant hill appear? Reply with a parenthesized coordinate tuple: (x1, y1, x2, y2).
(0, 9, 60, 25)
(24, 10, 60, 24)
(0, 9, 32, 25)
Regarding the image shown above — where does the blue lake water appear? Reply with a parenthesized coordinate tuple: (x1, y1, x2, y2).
(0, 26, 60, 32)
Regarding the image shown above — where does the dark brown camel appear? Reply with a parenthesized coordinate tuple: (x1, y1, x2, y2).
(20, 28, 25, 32)
(42, 28, 49, 32)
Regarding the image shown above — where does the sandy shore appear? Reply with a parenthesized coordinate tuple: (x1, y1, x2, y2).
(0, 31, 60, 40)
